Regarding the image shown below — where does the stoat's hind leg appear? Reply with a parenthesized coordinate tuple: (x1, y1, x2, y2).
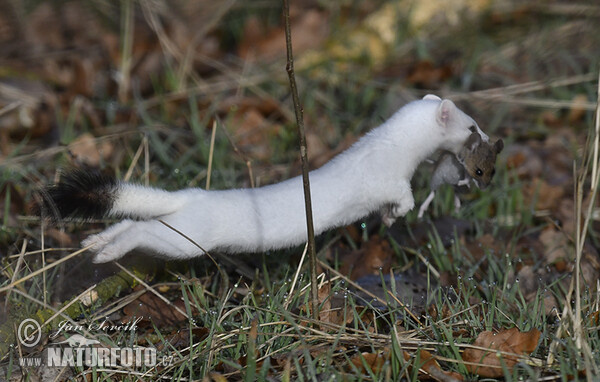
(88, 220, 203, 263)
(82, 220, 135, 253)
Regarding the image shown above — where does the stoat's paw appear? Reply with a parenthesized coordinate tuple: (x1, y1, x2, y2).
(82, 234, 108, 253)
(380, 204, 397, 227)
(390, 198, 415, 219)
(82, 234, 127, 263)
(92, 245, 125, 263)
(81, 220, 136, 262)
(382, 214, 396, 227)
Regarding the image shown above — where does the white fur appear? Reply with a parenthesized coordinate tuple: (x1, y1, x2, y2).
(83, 96, 485, 262)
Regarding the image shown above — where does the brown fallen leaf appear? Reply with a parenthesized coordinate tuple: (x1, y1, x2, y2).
(539, 228, 570, 265)
(226, 107, 281, 161)
(523, 178, 565, 212)
(123, 287, 189, 327)
(463, 327, 541, 378)
(156, 327, 209, 351)
(403, 349, 464, 381)
(350, 350, 388, 374)
(568, 94, 589, 124)
(68, 133, 114, 167)
(504, 144, 543, 180)
(407, 60, 453, 89)
(238, 9, 328, 61)
(339, 235, 394, 281)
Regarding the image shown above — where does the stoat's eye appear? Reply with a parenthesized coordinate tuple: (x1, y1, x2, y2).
(469, 125, 476, 133)
(475, 168, 483, 177)
(491, 169, 496, 177)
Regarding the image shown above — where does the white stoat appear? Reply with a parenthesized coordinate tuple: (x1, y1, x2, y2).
(38, 95, 487, 263)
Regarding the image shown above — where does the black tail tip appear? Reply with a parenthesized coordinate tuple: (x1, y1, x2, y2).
(34, 168, 118, 221)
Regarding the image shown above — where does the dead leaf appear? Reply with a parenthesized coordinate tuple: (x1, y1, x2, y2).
(44, 228, 75, 247)
(123, 288, 189, 327)
(227, 107, 280, 161)
(463, 327, 541, 378)
(339, 235, 394, 280)
(405, 349, 464, 381)
(539, 228, 570, 265)
(523, 178, 565, 211)
(156, 327, 209, 351)
(568, 94, 589, 124)
(462, 233, 502, 262)
(350, 351, 388, 374)
(540, 110, 561, 128)
(68, 133, 114, 167)
(504, 144, 543, 179)
(407, 60, 453, 88)
(238, 9, 328, 61)
(316, 280, 349, 326)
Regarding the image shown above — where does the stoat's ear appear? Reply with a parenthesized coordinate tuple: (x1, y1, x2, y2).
(437, 99, 456, 127)
(423, 94, 441, 101)
(494, 139, 504, 154)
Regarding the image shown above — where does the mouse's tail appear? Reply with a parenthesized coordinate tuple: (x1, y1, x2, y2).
(36, 168, 183, 221)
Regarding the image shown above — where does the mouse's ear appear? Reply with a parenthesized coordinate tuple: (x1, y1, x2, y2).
(494, 139, 504, 154)
(423, 94, 441, 101)
(437, 99, 456, 127)
(465, 132, 482, 150)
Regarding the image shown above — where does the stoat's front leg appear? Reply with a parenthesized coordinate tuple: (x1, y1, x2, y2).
(380, 181, 415, 227)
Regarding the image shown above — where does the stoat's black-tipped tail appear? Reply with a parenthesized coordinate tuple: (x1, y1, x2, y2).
(35, 168, 118, 221)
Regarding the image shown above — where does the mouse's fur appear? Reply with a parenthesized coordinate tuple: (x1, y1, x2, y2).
(37, 95, 487, 263)
(416, 132, 503, 219)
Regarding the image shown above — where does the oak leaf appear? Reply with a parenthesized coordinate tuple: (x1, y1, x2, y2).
(404, 350, 464, 381)
(463, 328, 541, 377)
(350, 351, 388, 374)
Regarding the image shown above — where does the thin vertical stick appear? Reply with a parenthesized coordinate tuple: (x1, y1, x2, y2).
(206, 120, 217, 190)
(144, 135, 150, 187)
(118, 0, 134, 103)
(41, 213, 46, 306)
(591, 71, 600, 190)
(282, 0, 319, 321)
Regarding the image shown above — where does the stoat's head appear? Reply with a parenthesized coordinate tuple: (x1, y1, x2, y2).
(458, 132, 504, 189)
(424, 95, 489, 155)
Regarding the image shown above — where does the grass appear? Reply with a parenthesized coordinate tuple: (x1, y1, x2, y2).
(1, 0, 600, 380)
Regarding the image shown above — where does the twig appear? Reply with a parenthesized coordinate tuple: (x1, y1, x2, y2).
(124, 135, 146, 182)
(157, 219, 229, 301)
(284, 243, 309, 310)
(217, 117, 256, 188)
(0, 245, 91, 294)
(592, 71, 600, 190)
(547, 68, 600, 380)
(118, 0, 134, 103)
(206, 120, 217, 190)
(282, 0, 319, 321)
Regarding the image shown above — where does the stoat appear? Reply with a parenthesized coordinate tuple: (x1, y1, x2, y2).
(416, 132, 503, 219)
(38, 95, 488, 263)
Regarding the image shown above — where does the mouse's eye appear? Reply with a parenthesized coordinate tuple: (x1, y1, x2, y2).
(491, 169, 496, 177)
(475, 168, 483, 177)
